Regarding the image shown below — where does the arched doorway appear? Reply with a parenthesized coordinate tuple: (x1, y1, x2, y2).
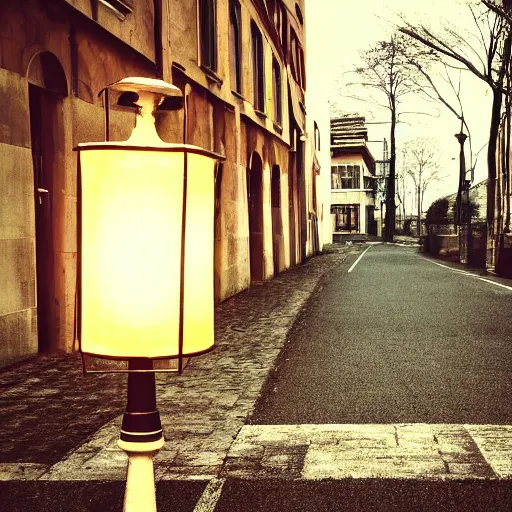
(271, 165, 283, 274)
(27, 51, 68, 352)
(248, 152, 264, 282)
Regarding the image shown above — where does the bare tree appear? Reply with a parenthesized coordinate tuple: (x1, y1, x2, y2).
(349, 33, 434, 242)
(400, 1, 511, 265)
(403, 137, 445, 235)
(407, 61, 476, 225)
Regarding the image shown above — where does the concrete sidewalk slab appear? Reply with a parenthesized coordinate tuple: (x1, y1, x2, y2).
(224, 424, 512, 481)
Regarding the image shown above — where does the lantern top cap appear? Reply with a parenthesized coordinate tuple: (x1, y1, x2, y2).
(99, 77, 183, 98)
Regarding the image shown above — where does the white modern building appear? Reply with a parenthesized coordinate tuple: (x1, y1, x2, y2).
(330, 117, 378, 241)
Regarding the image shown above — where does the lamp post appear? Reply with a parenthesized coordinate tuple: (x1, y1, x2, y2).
(75, 77, 222, 511)
(455, 129, 469, 264)
(454, 130, 468, 227)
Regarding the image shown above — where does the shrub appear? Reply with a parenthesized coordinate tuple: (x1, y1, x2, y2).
(425, 198, 449, 226)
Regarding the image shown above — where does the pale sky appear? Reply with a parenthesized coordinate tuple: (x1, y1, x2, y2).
(306, 0, 493, 211)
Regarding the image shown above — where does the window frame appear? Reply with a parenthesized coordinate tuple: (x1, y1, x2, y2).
(99, 0, 133, 19)
(229, 0, 242, 94)
(331, 165, 361, 190)
(274, 1, 286, 49)
(272, 56, 282, 126)
(314, 122, 320, 151)
(331, 204, 360, 232)
(289, 28, 305, 90)
(251, 20, 265, 113)
(198, 0, 217, 72)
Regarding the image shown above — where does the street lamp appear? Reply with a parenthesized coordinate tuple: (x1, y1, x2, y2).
(454, 130, 468, 228)
(75, 77, 222, 511)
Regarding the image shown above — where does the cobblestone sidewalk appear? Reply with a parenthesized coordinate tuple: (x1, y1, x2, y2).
(0, 245, 350, 482)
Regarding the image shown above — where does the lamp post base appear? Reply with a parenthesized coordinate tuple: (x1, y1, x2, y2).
(118, 438, 164, 512)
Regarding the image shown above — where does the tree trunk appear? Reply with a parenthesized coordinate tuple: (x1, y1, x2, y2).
(385, 103, 397, 242)
(486, 87, 502, 269)
(506, 87, 511, 233)
(417, 185, 421, 236)
(505, 43, 511, 234)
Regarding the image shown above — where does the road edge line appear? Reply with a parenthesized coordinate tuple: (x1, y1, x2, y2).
(423, 258, 512, 291)
(348, 245, 373, 273)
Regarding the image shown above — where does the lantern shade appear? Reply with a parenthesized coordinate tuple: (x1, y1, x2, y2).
(78, 144, 218, 360)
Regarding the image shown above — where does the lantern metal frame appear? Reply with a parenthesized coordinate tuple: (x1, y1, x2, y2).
(75, 78, 223, 374)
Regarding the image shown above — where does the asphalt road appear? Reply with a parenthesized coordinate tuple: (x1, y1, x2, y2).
(3, 479, 511, 512)
(251, 244, 512, 425)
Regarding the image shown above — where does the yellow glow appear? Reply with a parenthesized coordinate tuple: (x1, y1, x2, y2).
(80, 148, 216, 358)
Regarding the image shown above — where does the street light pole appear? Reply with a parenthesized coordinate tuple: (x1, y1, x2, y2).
(455, 128, 468, 263)
(76, 77, 222, 511)
(454, 129, 468, 227)
(118, 359, 163, 512)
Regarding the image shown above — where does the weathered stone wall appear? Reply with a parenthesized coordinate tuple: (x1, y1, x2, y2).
(0, 69, 37, 367)
(0, 0, 155, 367)
(62, 0, 155, 62)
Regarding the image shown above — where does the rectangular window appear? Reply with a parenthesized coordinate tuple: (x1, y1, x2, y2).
(331, 205, 360, 232)
(272, 57, 282, 125)
(251, 21, 265, 112)
(229, 0, 242, 93)
(364, 176, 376, 191)
(314, 122, 320, 151)
(330, 165, 360, 189)
(290, 28, 305, 90)
(331, 165, 340, 189)
(274, 2, 286, 49)
(199, 0, 217, 71)
(99, 0, 133, 18)
(290, 28, 298, 82)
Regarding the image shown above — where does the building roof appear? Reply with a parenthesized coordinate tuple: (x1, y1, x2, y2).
(330, 116, 375, 173)
(330, 116, 368, 147)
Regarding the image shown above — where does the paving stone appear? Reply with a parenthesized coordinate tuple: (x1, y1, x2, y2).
(301, 446, 448, 480)
(0, 463, 49, 481)
(447, 462, 496, 478)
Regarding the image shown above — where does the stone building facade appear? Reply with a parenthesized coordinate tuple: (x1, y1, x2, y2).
(0, 0, 327, 367)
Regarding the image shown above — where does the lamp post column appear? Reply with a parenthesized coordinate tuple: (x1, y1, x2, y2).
(118, 359, 164, 512)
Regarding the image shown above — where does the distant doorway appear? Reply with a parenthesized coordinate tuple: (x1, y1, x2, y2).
(30, 84, 57, 352)
(271, 165, 282, 274)
(28, 52, 67, 352)
(248, 152, 264, 282)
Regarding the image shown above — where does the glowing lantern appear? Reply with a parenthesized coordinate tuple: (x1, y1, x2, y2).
(76, 78, 222, 371)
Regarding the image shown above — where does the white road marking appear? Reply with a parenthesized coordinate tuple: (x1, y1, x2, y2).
(193, 478, 226, 512)
(348, 245, 373, 273)
(478, 278, 512, 291)
(424, 258, 512, 291)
